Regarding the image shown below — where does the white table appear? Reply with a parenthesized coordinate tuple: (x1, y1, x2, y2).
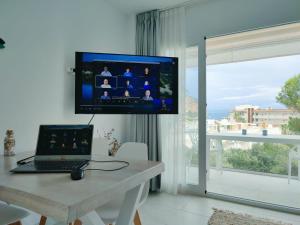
(0, 152, 164, 225)
(206, 133, 300, 176)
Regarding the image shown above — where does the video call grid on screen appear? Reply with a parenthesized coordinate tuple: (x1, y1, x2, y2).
(75, 52, 178, 114)
(36, 125, 93, 155)
(94, 67, 159, 100)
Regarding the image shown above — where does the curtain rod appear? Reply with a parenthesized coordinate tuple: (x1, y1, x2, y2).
(158, 0, 206, 12)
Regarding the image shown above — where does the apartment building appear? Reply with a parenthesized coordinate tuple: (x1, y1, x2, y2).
(230, 105, 300, 126)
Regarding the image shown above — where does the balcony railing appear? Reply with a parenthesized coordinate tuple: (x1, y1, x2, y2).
(184, 129, 300, 179)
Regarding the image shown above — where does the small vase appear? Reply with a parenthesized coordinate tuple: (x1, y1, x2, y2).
(4, 129, 16, 156)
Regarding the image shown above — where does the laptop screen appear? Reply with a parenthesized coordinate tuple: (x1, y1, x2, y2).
(36, 125, 93, 156)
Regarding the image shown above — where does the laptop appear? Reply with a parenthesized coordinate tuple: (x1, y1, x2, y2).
(10, 124, 93, 173)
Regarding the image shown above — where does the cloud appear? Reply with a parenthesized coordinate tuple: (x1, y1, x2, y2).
(218, 93, 263, 101)
(220, 85, 265, 91)
(215, 86, 281, 101)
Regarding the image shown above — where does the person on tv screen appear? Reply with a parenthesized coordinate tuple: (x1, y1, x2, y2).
(126, 80, 133, 90)
(143, 81, 151, 90)
(101, 79, 111, 88)
(123, 68, 133, 77)
(144, 67, 150, 76)
(100, 66, 112, 76)
(124, 90, 130, 98)
(100, 91, 111, 100)
(161, 98, 168, 112)
(142, 90, 153, 101)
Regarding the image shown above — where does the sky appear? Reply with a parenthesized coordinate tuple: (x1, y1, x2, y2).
(186, 54, 300, 118)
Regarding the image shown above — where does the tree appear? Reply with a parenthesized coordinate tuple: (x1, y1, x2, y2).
(281, 124, 289, 135)
(276, 74, 300, 111)
(287, 117, 300, 135)
(224, 143, 298, 176)
(233, 112, 246, 123)
(276, 74, 300, 133)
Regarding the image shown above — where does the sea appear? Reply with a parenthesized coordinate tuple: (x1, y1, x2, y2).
(207, 109, 230, 120)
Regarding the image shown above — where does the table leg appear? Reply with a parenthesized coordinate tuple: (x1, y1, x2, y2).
(39, 216, 47, 225)
(74, 219, 82, 225)
(80, 211, 106, 225)
(134, 211, 142, 225)
(8, 222, 22, 225)
(115, 183, 145, 225)
(53, 184, 145, 225)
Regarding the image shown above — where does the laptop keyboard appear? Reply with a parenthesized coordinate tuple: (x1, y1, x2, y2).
(34, 160, 88, 171)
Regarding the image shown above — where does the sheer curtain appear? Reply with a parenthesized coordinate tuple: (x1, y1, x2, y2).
(159, 7, 187, 194)
(133, 7, 187, 194)
(134, 10, 161, 192)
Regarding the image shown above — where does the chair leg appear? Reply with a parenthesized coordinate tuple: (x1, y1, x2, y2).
(74, 219, 82, 225)
(8, 221, 22, 225)
(134, 210, 142, 225)
(39, 216, 47, 225)
(39, 216, 81, 225)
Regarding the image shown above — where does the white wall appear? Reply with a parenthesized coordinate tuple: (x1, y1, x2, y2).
(186, 0, 300, 46)
(0, 0, 135, 153)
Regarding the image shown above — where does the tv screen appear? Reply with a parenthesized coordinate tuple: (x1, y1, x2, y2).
(75, 52, 178, 114)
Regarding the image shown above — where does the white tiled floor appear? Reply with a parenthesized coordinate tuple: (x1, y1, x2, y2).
(187, 167, 300, 209)
(22, 192, 300, 225)
(207, 169, 300, 209)
(139, 193, 300, 225)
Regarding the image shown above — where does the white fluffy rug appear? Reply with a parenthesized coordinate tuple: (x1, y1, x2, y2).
(208, 209, 292, 225)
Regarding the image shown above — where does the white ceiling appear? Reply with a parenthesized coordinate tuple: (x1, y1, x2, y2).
(105, 0, 204, 14)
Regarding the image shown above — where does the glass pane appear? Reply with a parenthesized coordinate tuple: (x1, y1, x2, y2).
(206, 51, 300, 208)
(185, 46, 199, 185)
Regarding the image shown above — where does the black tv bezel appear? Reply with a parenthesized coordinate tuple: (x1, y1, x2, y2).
(75, 52, 178, 115)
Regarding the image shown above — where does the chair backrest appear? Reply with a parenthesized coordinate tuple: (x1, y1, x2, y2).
(117, 142, 148, 160)
(92, 137, 110, 156)
(0, 203, 29, 224)
(116, 142, 149, 207)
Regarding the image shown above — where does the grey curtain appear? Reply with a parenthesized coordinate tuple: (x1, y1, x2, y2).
(134, 10, 161, 192)
(136, 10, 159, 55)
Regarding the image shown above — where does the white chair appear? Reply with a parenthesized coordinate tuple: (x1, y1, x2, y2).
(288, 146, 300, 184)
(39, 137, 110, 225)
(50, 142, 149, 225)
(0, 203, 29, 225)
(92, 137, 110, 156)
(95, 142, 149, 225)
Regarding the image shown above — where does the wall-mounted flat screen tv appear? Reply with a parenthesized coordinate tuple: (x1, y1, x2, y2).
(75, 52, 178, 114)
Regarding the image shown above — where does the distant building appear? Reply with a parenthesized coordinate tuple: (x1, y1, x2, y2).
(207, 119, 219, 133)
(253, 108, 300, 126)
(229, 105, 300, 126)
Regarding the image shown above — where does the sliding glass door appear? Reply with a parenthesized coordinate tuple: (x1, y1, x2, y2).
(204, 22, 300, 210)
